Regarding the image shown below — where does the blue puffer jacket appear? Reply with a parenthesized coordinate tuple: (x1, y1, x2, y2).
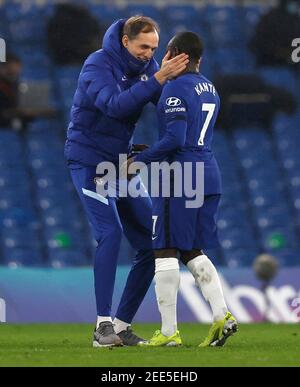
(64, 19, 162, 167)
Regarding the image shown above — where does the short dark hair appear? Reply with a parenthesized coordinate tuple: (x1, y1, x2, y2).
(167, 31, 204, 62)
(123, 15, 160, 40)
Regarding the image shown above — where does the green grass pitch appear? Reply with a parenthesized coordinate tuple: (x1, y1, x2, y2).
(0, 323, 300, 367)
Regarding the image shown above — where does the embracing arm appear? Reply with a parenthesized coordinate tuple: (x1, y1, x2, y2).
(82, 58, 161, 119)
(82, 51, 189, 118)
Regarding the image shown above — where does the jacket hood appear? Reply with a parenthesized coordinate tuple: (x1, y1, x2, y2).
(102, 19, 154, 76)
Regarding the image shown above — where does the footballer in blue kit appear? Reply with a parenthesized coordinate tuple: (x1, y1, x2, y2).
(131, 31, 238, 347)
(136, 66, 222, 251)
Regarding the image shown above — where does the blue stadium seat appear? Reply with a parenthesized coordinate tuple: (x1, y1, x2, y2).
(44, 213, 84, 231)
(0, 196, 33, 211)
(220, 166, 240, 182)
(217, 214, 249, 231)
(40, 204, 81, 222)
(284, 167, 300, 184)
(247, 177, 285, 194)
(0, 130, 23, 145)
(260, 67, 299, 96)
(205, 5, 244, 46)
(27, 133, 63, 147)
(38, 196, 77, 213)
(242, 5, 269, 40)
(219, 226, 256, 250)
(247, 176, 284, 192)
(0, 173, 29, 190)
(276, 139, 300, 161)
(253, 204, 291, 222)
(45, 227, 87, 249)
(164, 4, 200, 22)
(0, 7, 9, 39)
(273, 110, 300, 136)
(54, 66, 81, 81)
(26, 118, 63, 133)
(214, 48, 254, 74)
(199, 49, 215, 80)
(234, 128, 272, 151)
(32, 164, 70, 178)
(280, 156, 300, 175)
(21, 66, 50, 81)
(259, 226, 299, 251)
(29, 157, 64, 171)
(87, 3, 129, 24)
(4, 3, 48, 44)
(47, 249, 90, 268)
(0, 215, 41, 232)
(222, 248, 259, 268)
(124, 4, 164, 21)
(244, 167, 280, 182)
(238, 156, 263, 171)
(221, 180, 244, 197)
(250, 190, 286, 209)
(28, 148, 65, 163)
(219, 194, 246, 209)
(216, 153, 237, 169)
(165, 6, 210, 39)
(1, 228, 42, 250)
(0, 153, 25, 167)
(282, 170, 300, 194)
(262, 249, 299, 267)
(218, 203, 249, 221)
(0, 192, 32, 208)
(27, 146, 64, 160)
(36, 186, 76, 201)
(255, 213, 291, 230)
(38, 196, 77, 212)
(3, 248, 44, 267)
(0, 206, 36, 223)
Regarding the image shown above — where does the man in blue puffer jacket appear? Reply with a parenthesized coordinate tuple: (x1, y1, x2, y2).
(64, 16, 189, 347)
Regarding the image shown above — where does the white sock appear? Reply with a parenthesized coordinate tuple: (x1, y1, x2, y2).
(113, 318, 130, 334)
(96, 316, 112, 329)
(155, 258, 180, 337)
(187, 254, 227, 321)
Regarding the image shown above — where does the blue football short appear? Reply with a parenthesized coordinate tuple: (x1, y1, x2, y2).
(152, 194, 221, 251)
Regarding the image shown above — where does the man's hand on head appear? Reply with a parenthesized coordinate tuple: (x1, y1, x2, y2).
(154, 52, 189, 84)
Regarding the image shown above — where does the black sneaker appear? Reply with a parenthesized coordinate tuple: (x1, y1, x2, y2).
(117, 327, 148, 346)
(93, 321, 123, 347)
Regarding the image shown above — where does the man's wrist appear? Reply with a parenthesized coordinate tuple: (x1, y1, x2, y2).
(154, 71, 167, 85)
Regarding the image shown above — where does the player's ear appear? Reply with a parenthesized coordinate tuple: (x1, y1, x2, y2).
(122, 35, 129, 48)
(167, 46, 178, 58)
